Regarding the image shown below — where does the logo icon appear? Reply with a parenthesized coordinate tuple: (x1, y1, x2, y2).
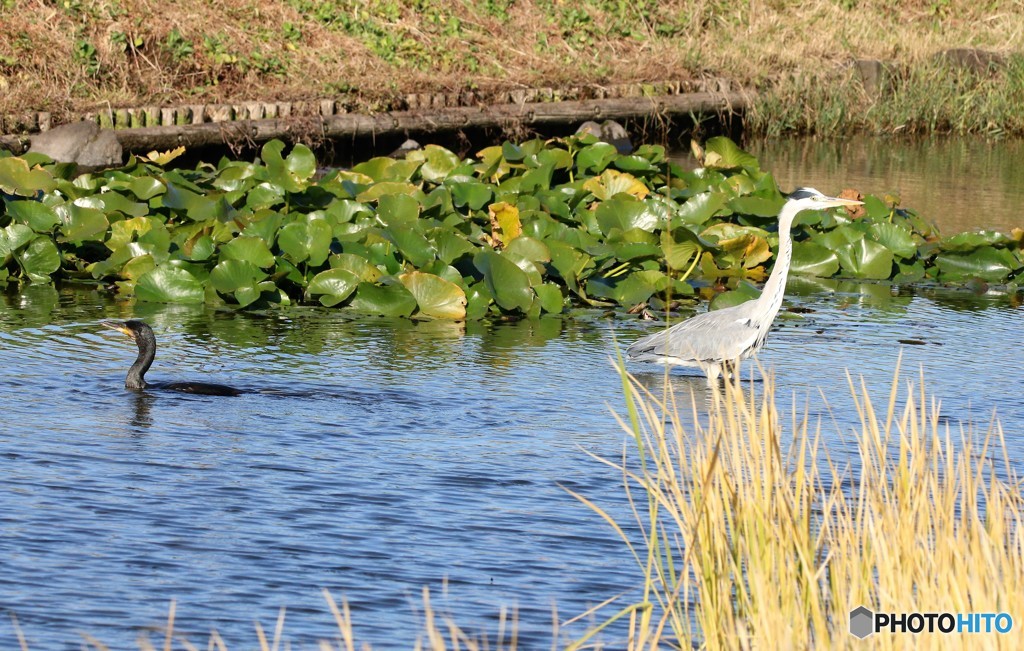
(850, 606, 874, 639)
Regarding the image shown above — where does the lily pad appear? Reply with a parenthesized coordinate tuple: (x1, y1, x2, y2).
(474, 250, 534, 312)
(307, 268, 360, 307)
(0, 223, 35, 261)
(6, 200, 60, 232)
(576, 142, 618, 174)
(221, 236, 277, 268)
(0, 157, 56, 195)
(934, 246, 1017, 282)
(348, 281, 418, 317)
(703, 136, 759, 171)
(399, 270, 467, 319)
(19, 237, 61, 281)
(278, 219, 333, 267)
(869, 222, 917, 259)
(835, 238, 894, 279)
(790, 241, 840, 277)
(135, 266, 205, 303)
(59, 203, 109, 243)
(675, 192, 728, 226)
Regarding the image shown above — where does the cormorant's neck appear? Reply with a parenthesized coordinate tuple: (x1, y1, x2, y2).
(126, 332, 155, 390)
(755, 213, 795, 323)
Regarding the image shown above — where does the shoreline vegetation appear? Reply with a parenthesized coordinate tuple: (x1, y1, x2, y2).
(1, 1, 1023, 137)
(9, 364, 1022, 649)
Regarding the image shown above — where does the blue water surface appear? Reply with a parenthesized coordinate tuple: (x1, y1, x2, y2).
(0, 281, 1020, 649)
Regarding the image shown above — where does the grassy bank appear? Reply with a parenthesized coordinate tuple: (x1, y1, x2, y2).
(1, 0, 1023, 136)
(10, 364, 1022, 649)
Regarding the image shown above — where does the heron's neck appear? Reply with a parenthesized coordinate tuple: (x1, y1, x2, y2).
(126, 337, 155, 390)
(756, 215, 794, 322)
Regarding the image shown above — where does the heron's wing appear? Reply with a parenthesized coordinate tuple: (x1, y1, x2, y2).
(627, 304, 761, 364)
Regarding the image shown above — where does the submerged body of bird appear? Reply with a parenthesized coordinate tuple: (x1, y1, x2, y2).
(102, 320, 242, 396)
(627, 188, 863, 383)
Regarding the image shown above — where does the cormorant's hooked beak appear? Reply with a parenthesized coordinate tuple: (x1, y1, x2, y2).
(101, 321, 135, 340)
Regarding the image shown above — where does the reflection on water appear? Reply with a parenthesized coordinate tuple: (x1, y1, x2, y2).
(747, 137, 1024, 234)
(0, 284, 1021, 648)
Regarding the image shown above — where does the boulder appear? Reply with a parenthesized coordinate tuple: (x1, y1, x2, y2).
(576, 119, 632, 154)
(28, 121, 122, 169)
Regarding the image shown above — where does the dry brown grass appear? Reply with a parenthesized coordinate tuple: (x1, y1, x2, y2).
(1, 0, 1022, 127)
(572, 358, 1024, 649)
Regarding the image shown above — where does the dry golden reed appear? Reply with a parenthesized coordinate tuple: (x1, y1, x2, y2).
(570, 359, 1024, 649)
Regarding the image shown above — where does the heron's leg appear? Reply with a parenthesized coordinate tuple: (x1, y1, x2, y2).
(705, 363, 721, 386)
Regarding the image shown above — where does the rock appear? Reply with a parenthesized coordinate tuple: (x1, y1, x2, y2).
(388, 139, 422, 157)
(28, 121, 122, 170)
(576, 119, 632, 154)
(852, 59, 894, 99)
(938, 48, 1005, 74)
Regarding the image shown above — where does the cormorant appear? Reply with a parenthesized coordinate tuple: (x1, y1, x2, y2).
(102, 319, 243, 396)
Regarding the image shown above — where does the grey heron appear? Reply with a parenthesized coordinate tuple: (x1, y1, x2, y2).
(627, 188, 863, 383)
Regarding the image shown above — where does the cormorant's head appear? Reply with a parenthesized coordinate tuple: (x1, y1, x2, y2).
(101, 319, 153, 342)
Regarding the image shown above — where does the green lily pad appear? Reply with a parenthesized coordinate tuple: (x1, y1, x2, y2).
(0, 157, 56, 195)
(504, 235, 550, 262)
(307, 268, 360, 306)
(703, 136, 759, 171)
(19, 236, 61, 281)
(135, 265, 205, 303)
(278, 219, 333, 266)
(329, 253, 381, 282)
(790, 241, 840, 277)
(675, 192, 728, 226)
(835, 238, 894, 279)
(356, 182, 421, 202)
(399, 270, 467, 319)
(534, 283, 564, 314)
(60, 203, 109, 242)
(709, 280, 761, 310)
(376, 193, 421, 228)
(934, 246, 1017, 282)
(447, 178, 493, 210)
(661, 228, 703, 271)
(210, 259, 267, 293)
(376, 224, 431, 268)
(221, 235, 277, 268)
(409, 145, 460, 182)
(348, 281, 418, 317)
(869, 222, 917, 259)
(474, 250, 534, 312)
(576, 142, 618, 174)
(246, 182, 286, 210)
(433, 229, 477, 264)
(262, 140, 316, 192)
(939, 230, 1012, 252)
(0, 223, 35, 261)
(6, 200, 60, 232)
(595, 196, 660, 234)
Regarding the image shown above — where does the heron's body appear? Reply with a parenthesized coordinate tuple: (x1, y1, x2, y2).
(102, 320, 242, 396)
(627, 188, 862, 383)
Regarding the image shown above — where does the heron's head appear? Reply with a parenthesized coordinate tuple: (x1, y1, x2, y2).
(101, 319, 153, 343)
(787, 187, 863, 211)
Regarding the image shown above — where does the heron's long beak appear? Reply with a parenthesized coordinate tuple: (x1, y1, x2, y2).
(823, 197, 864, 207)
(101, 321, 134, 338)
